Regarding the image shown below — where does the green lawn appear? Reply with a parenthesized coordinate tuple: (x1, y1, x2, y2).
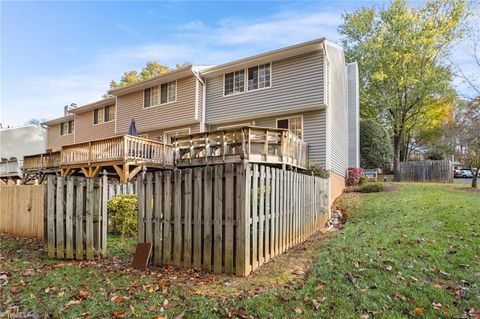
(1, 183, 479, 318)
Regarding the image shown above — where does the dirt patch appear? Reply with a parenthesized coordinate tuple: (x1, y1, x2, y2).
(383, 183, 403, 192)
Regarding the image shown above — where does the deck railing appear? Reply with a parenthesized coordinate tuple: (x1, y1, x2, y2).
(173, 126, 309, 169)
(23, 152, 61, 171)
(61, 135, 174, 167)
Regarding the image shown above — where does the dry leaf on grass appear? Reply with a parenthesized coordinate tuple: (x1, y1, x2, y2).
(414, 307, 424, 315)
(64, 299, 81, 308)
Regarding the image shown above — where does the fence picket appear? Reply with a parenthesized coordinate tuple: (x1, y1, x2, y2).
(47, 176, 56, 258)
(55, 176, 64, 258)
(224, 163, 234, 274)
(85, 178, 94, 261)
(183, 168, 193, 268)
(162, 171, 172, 264)
(65, 178, 74, 259)
(173, 169, 182, 266)
(213, 165, 223, 274)
(203, 166, 213, 271)
(75, 178, 84, 260)
(153, 172, 162, 264)
(193, 168, 202, 268)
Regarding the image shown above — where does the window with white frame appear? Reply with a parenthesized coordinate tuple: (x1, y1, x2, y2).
(60, 120, 74, 136)
(94, 105, 115, 124)
(276, 116, 302, 139)
(224, 70, 245, 95)
(248, 63, 271, 90)
(144, 81, 176, 108)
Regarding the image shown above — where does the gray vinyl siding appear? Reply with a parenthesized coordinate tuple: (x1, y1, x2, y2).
(115, 75, 198, 134)
(326, 43, 349, 176)
(209, 109, 327, 167)
(347, 62, 360, 168)
(205, 50, 325, 124)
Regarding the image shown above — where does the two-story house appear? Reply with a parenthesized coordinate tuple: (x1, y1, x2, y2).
(41, 37, 359, 202)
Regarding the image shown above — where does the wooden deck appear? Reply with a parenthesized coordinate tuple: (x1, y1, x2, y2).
(0, 159, 22, 182)
(22, 127, 309, 183)
(173, 126, 309, 169)
(60, 135, 174, 182)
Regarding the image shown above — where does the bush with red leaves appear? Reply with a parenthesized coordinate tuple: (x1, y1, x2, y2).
(346, 167, 364, 186)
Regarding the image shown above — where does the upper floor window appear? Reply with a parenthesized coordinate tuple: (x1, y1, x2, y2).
(277, 116, 302, 139)
(144, 81, 176, 108)
(248, 63, 271, 90)
(224, 70, 245, 96)
(94, 105, 115, 124)
(60, 120, 74, 136)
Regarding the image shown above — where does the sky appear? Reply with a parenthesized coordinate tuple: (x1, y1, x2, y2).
(0, 1, 477, 127)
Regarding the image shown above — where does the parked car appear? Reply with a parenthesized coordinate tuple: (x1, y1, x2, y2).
(459, 168, 474, 178)
(454, 169, 463, 178)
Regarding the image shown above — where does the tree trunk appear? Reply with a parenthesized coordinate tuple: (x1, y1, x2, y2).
(393, 132, 402, 182)
(472, 167, 479, 188)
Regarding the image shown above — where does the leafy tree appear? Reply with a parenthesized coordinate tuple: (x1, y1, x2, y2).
(339, 0, 470, 180)
(360, 119, 393, 170)
(456, 97, 480, 188)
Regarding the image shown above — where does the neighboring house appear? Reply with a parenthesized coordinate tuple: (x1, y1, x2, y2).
(0, 124, 47, 181)
(40, 37, 359, 201)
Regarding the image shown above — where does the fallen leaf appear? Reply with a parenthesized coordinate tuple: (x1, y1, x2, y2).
(129, 304, 135, 315)
(64, 299, 81, 308)
(294, 307, 303, 314)
(434, 283, 441, 289)
(292, 268, 305, 275)
(432, 302, 442, 310)
(414, 307, 424, 315)
(315, 283, 326, 291)
(77, 290, 91, 300)
(175, 312, 185, 319)
(111, 311, 126, 318)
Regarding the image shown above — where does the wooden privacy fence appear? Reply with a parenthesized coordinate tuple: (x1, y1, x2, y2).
(397, 160, 453, 183)
(46, 175, 108, 260)
(136, 163, 328, 276)
(107, 181, 136, 200)
(0, 185, 45, 239)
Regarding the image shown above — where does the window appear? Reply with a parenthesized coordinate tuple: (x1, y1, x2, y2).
(248, 63, 271, 90)
(60, 120, 74, 136)
(144, 81, 176, 108)
(276, 116, 303, 139)
(94, 105, 115, 124)
(224, 70, 245, 95)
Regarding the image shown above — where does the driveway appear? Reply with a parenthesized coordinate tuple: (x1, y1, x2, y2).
(454, 177, 480, 184)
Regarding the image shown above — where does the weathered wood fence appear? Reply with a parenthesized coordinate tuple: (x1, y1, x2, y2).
(397, 160, 453, 183)
(107, 181, 136, 200)
(0, 185, 45, 239)
(136, 163, 328, 276)
(46, 175, 107, 260)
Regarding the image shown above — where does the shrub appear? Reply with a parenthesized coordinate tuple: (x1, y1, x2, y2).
(359, 183, 384, 193)
(346, 167, 364, 186)
(305, 161, 330, 178)
(107, 195, 138, 237)
(359, 175, 370, 186)
(360, 119, 393, 170)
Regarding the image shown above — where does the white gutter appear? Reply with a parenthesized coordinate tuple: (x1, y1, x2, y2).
(192, 68, 206, 132)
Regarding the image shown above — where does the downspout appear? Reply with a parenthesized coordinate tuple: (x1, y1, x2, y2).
(322, 41, 334, 213)
(192, 69, 206, 132)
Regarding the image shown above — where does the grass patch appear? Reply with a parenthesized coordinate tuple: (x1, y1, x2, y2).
(1, 183, 479, 318)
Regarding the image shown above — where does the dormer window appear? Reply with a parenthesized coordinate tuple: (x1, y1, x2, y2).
(60, 120, 74, 136)
(144, 81, 176, 108)
(94, 105, 115, 124)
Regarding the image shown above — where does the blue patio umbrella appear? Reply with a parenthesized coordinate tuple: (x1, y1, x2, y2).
(128, 118, 137, 136)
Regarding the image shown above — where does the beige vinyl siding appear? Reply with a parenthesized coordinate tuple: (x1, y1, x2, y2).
(205, 50, 325, 124)
(209, 109, 327, 167)
(46, 124, 74, 151)
(74, 110, 116, 143)
(326, 43, 349, 176)
(347, 62, 360, 168)
(141, 123, 202, 143)
(115, 75, 198, 134)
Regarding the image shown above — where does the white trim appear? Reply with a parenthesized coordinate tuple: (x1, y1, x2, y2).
(114, 96, 118, 134)
(195, 79, 199, 120)
(275, 115, 304, 139)
(201, 78, 206, 132)
(323, 42, 332, 172)
(217, 122, 251, 130)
